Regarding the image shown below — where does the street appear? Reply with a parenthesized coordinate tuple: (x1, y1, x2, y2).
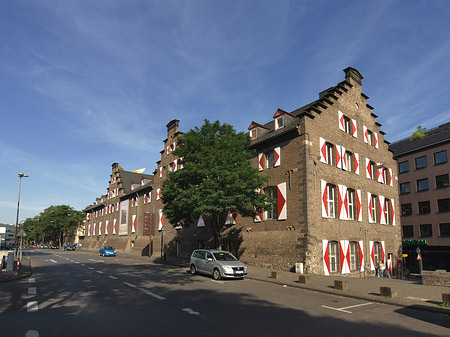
(1, 249, 449, 337)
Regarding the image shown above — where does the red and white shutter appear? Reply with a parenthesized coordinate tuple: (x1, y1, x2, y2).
(381, 241, 386, 263)
(340, 240, 350, 274)
(354, 153, 360, 175)
(93, 223, 96, 236)
(320, 137, 327, 164)
(366, 158, 371, 179)
(341, 146, 347, 171)
(323, 240, 330, 276)
(374, 132, 379, 149)
(335, 145, 342, 169)
(377, 163, 384, 183)
(158, 209, 165, 231)
(113, 219, 117, 235)
(356, 189, 362, 222)
(159, 167, 163, 178)
(358, 240, 364, 272)
(254, 189, 262, 222)
(88, 223, 91, 237)
(388, 257, 392, 276)
(321, 180, 328, 218)
(390, 199, 396, 226)
(369, 241, 375, 270)
(99, 222, 102, 236)
(338, 110, 345, 131)
(156, 188, 160, 200)
(388, 168, 393, 186)
(363, 126, 369, 143)
(338, 185, 348, 220)
(116, 202, 119, 211)
(148, 192, 152, 203)
(277, 182, 287, 220)
(144, 194, 147, 204)
(258, 153, 265, 171)
(274, 147, 281, 167)
(352, 119, 357, 138)
(105, 220, 109, 235)
(173, 159, 178, 171)
(179, 157, 184, 169)
(367, 192, 373, 223)
(131, 214, 136, 233)
(225, 211, 237, 225)
(379, 196, 386, 224)
(197, 215, 206, 228)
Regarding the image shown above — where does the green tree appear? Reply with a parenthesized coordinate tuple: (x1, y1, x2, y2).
(161, 119, 272, 248)
(409, 125, 427, 140)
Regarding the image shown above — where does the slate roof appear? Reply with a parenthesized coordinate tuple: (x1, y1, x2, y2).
(389, 122, 450, 157)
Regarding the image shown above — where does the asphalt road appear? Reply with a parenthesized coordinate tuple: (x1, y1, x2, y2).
(1, 249, 449, 337)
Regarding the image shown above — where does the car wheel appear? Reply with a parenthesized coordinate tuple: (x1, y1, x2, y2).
(190, 264, 197, 275)
(213, 268, 221, 280)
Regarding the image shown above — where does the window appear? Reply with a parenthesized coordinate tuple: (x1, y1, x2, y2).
(327, 184, 336, 218)
(369, 161, 376, 180)
(383, 168, 389, 184)
(265, 150, 275, 168)
(275, 116, 284, 130)
(250, 129, 257, 139)
(326, 143, 334, 165)
(418, 201, 431, 214)
(385, 198, 391, 224)
(371, 194, 377, 223)
(415, 156, 427, 169)
(400, 182, 411, 194)
(417, 178, 429, 191)
(402, 225, 414, 238)
(436, 174, 449, 189)
(399, 161, 409, 174)
(401, 203, 412, 216)
(438, 198, 450, 212)
(434, 150, 447, 165)
(347, 189, 355, 220)
(440, 223, 450, 236)
(373, 242, 382, 266)
(345, 151, 353, 172)
(328, 241, 339, 273)
(264, 187, 277, 220)
(168, 162, 174, 172)
(349, 242, 359, 271)
(367, 130, 373, 146)
(343, 116, 352, 134)
(420, 224, 432, 237)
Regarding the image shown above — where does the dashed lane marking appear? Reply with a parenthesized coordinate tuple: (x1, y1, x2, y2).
(123, 282, 137, 288)
(28, 278, 36, 284)
(108, 275, 118, 280)
(96, 271, 104, 274)
(81, 264, 86, 267)
(88, 267, 95, 270)
(182, 308, 200, 316)
(145, 291, 166, 300)
(89, 258, 104, 263)
(28, 287, 37, 295)
(27, 301, 38, 312)
(25, 330, 39, 337)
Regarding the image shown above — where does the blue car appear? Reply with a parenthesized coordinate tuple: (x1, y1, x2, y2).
(99, 246, 116, 257)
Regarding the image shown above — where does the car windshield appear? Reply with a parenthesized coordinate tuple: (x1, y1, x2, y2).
(213, 252, 237, 261)
(104, 246, 114, 250)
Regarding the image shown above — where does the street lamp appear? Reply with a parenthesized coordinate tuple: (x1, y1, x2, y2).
(14, 173, 29, 258)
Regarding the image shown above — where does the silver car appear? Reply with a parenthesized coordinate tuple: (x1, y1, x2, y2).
(189, 249, 248, 280)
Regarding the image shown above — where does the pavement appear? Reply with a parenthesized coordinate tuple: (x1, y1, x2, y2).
(2, 250, 449, 316)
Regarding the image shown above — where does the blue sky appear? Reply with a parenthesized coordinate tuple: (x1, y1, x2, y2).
(1, 0, 450, 224)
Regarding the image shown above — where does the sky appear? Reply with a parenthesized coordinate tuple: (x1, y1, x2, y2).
(1, 0, 450, 224)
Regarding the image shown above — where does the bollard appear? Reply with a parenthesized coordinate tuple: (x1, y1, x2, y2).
(0, 259, 3, 276)
(380, 286, 397, 298)
(271, 271, 280, 280)
(298, 275, 310, 284)
(16, 259, 20, 273)
(334, 280, 349, 291)
(442, 293, 450, 304)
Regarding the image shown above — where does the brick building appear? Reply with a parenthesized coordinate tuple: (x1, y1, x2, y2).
(390, 123, 450, 272)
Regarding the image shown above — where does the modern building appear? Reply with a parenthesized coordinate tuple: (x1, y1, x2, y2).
(390, 123, 450, 272)
(0, 223, 15, 249)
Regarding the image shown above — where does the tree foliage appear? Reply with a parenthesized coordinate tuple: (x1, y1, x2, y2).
(22, 205, 84, 245)
(161, 119, 271, 247)
(409, 125, 427, 141)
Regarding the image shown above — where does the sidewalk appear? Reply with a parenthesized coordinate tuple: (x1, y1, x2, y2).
(0, 257, 32, 283)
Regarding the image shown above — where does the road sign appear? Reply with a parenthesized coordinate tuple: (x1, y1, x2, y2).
(402, 254, 408, 257)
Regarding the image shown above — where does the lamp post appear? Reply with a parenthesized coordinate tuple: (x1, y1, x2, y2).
(14, 173, 29, 258)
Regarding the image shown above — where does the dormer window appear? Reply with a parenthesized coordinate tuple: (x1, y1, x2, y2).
(275, 116, 284, 130)
(250, 128, 257, 139)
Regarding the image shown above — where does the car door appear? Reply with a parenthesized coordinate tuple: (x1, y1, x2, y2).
(204, 251, 215, 275)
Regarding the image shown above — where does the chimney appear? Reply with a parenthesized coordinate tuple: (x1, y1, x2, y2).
(166, 119, 180, 133)
(344, 67, 363, 86)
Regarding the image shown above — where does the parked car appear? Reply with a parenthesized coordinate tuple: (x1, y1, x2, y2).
(64, 244, 76, 251)
(99, 246, 116, 257)
(51, 243, 59, 249)
(189, 249, 247, 280)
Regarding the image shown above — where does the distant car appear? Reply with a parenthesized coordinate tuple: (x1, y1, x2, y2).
(99, 246, 116, 257)
(51, 243, 59, 249)
(189, 249, 247, 280)
(64, 244, 76, 251)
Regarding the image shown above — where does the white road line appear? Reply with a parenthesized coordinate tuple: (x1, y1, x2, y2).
(145, 291, 166, 300)
(96, 271, 104, 274)
(321, 305, 352, 314)
(123, 282, 137, 288)
(25, 330, 39, 337)
(47, 259, 57, 263)
(339, 302, 374, 310)
(108, 275, 118, 280)
(321, 302, 374, 314)
(75, 261, 80, 264)
(28, 287, 37, 295)
(182, 308, 200, 316)
(27, 301, 38, 312)
(81, 264, 86, 267)
(89, 258, 104, 263)
(88, 267, 95, 270)
(28, 278, 36, 284)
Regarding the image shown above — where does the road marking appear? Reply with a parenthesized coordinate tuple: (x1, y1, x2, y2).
(28, 278, 36, 284)
(134, 263, 152, 265)
(89, 258, 104, 263)
(27, 301, 38, 312)
(182, 308, 200, 316)
(81, 264, 86, 267)
(108, 275, 118, 280)
(123, 282, 137, 288)
(88, 267, 95, 270)
(96, 271, 104, 274)
(46, 259, 57, 263)
(145, 291, 166, 300)
(28, 287, 37, 295)
(211, 280, 225, 284)
(321, 302, 374, 314)
(406, 296, 431, 302)
(75, 261, 80, 264)
(25, 330, 39, 337)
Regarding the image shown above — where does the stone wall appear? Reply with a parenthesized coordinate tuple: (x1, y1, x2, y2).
(422, 270, 450, 287)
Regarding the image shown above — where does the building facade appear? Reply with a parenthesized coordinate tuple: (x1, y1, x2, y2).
(390, 123, 450, 272)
